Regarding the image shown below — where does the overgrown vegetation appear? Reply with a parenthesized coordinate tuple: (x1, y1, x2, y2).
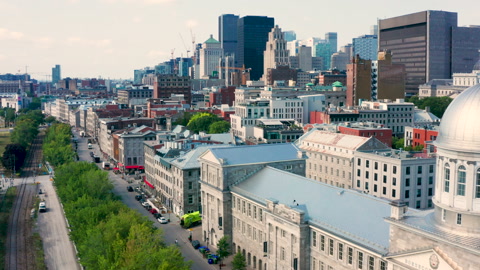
(0, 187, 17, 267)
(186, 112, 230, 134)
(45, 123, 191, 269)
(32, 232, 47, 270)
(407, 96, 452, 118)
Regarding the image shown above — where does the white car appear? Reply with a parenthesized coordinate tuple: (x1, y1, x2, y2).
(158, 217, 168, 224)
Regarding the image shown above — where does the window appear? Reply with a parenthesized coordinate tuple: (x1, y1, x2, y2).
(416, 201, 421, 209)
(358, 252, 364, 269)
(405, 178, 410, 187)
(383, 187, 387, 195)
(368, 256, 375, 270)
(357, 158, 361, 166)
(374, 173, 378, 181)
(383, 175, 387, 183)
(417, 166, 422, 174)
(393, 178, 397, 186)
(477, 169, 480, 198)
(374, 162, 378, 170)
(312, 231, 317, 247)
(444, 164, 450, 192)
(280, 247, 285, 260)
(242, 201, 246, 213)
(457, 166, 466, 196)
(392, 189, 396, 198)
(416, 189, 421, 197)
(417, 178, 422, 186)
(357, 180, 361, 188)
(338, 243, 344, 260)
(429, 165, 434, 173)
(428, 188, 433, 196)
(253, 206, 257, 219)
(457, 213, 462, 225)
(429, 176, 434, 185)
(442, 209, 446, 221)
(357, 169, 361, 177)
(329, 239, 334, 255)
(366, 160, 370, 168)
(383, 164, 387, 172)
(188, 195, 193, 204)
(405, 190, 410, 198)
(406, 167, 411, 175)
(188, 182, 193, 189)
(347, 247, 353, 265)
(393, 166, 397, 174)
(380, 261, 387, 270)
(366, 171, 369, 179)
(320, 235, 325, 251)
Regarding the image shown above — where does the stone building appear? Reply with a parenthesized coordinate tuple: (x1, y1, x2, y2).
(298, 130, 390, 189)
(198, 144, 306, 248)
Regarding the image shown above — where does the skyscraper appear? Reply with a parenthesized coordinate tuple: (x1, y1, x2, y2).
(379, 10, 480, 96)
(52, 64, 61, 84)
(237, 15, 274, 80)
(325, 32, 337, 54)
(199, 35, 223, 79)
(353, 35, 378, 60)
(283, 31, 296, 42)
(263, 25, 290, 79)
(218, 14, 239, 58)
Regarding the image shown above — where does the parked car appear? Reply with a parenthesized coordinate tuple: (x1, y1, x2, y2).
(158, 217, 168, 224)
(135, 195, 142, 201)
(150, 208, 158, 214)
(127, 186, 134, 192)
(141, 201, 149, 207)
(191, 240, 200, 249)
(153, 213, 162, 219)
(89, 151, 94, 157)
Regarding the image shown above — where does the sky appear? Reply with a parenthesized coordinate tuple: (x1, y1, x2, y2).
(0, 0, 478, 80)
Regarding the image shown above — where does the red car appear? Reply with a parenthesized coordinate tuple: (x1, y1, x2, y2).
(150, 208, 158, 214)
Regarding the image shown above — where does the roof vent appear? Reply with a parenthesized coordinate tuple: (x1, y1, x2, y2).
(337, 190, 345, 195)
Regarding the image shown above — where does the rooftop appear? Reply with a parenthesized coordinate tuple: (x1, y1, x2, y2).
(232, 166, 393, 254)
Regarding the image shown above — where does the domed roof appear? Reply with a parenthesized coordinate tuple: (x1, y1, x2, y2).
(435, 84, 480, 152)
(473, 58, 480, 71)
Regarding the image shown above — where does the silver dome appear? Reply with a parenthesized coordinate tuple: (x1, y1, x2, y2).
(435, 84, 480, 152)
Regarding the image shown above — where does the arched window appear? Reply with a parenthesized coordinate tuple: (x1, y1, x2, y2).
(444, 164, 450, 193)
(457, 166, 466, 196)
(476, 169, 480, 198)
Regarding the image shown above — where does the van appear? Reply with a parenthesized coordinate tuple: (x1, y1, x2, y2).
(88, 143, 93, 149)
(39, 202, 47, 212)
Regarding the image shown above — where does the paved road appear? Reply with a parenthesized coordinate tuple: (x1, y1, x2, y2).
(73, 131, 225, 269)
(36, 174, 81, 270)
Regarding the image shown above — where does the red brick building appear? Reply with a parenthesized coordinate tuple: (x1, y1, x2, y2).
(206, 86, 236, 107)
(405, 126, 439, 149)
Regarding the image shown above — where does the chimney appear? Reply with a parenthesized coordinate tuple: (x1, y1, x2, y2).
(390, 200, 408, 220)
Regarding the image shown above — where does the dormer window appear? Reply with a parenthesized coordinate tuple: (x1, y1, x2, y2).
(457, 166, 466, 196)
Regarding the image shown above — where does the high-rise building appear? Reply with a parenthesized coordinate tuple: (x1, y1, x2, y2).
(283, 30, 296, 42)
(379, 10, 480, 96)
(218, 14, 239, 58)
(347, 51, 405, 106)
(153, 74, 191, 103)
(199, 35, 223, 79)
(237, 15, 275, 80)
(52, 64, 61, 84)
(325, 32, 337, 54)
(314, 42, 332, 70)
(353, 34, 378, 61)
(297, 45, 312, 72)
(263, 25, 290, 80)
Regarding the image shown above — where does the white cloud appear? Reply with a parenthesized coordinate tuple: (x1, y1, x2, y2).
(33, 37, 55, 49)
(185, 19, 198, 28)
(132, 16, 143, 24)
(0, 28, 24, 40)
(66, 37, 111, 47)
(147, 50, 169, 59)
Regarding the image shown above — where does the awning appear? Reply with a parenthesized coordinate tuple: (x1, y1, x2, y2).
(113, 167, 119, 170)
(144, 179, 154, 189)
(118, 162, 123, 167)
(125, 165, 144, 170)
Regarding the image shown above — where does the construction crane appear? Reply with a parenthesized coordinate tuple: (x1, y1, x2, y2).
(171, 48, 178, 74)
(179, 33, 190, 58)
(190, 29, 196, 63)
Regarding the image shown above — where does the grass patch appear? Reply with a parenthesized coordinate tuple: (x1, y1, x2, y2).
(0, 131, 11, 157)
(0, 187, 17, 267)
(32, 232, 47, 270)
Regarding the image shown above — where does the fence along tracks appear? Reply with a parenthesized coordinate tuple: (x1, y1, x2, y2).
(5, 134, 44, 270)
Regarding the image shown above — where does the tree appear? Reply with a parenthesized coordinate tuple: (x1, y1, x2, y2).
(232, 252, 247, 270)
(216, 236, 231, 265)
(173, 111, 193, 126)
(392, 137, 404, 150)
(1, 143, 26, 172)
(28, 97, 42, 111)
(208, 121, 230, 134)
(45, 116, 56, 124)
(11, 119, 39, 148)
(187, 112, 222, 134)
(407, 96, 453, 118)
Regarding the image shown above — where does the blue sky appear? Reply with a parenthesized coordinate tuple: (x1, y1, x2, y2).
(0, 0, 477, 80)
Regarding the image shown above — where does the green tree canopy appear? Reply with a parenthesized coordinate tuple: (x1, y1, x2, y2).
(392, 137, 404, 150)
(232, 252, 247, 270)
(217, 235, 231, 262)
(45, 116, 56, 124)
(208, 120, 230, 134)
(1, 143, 26, 172)
(186, 112, 222, 134)
(11, 118, 39, 148)
(407, 96, 452, 118)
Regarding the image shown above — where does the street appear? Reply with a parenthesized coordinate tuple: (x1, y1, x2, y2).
(73, 130, 224, 269)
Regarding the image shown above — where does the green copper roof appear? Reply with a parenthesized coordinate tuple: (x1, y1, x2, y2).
(332, 81, 343, 87)
(205, 34, 219, 44)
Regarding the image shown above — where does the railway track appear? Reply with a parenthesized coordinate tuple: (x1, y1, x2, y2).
(5, 134, 45, 270)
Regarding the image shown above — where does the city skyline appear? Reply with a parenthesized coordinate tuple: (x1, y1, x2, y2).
(0, 0, 478, 80)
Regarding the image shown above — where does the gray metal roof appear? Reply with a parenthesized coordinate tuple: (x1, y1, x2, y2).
(386, 211, 480, 251)
(207, 143, 302, 166)
(170, 145, 233, 169)
(232, 166, 392, 253)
